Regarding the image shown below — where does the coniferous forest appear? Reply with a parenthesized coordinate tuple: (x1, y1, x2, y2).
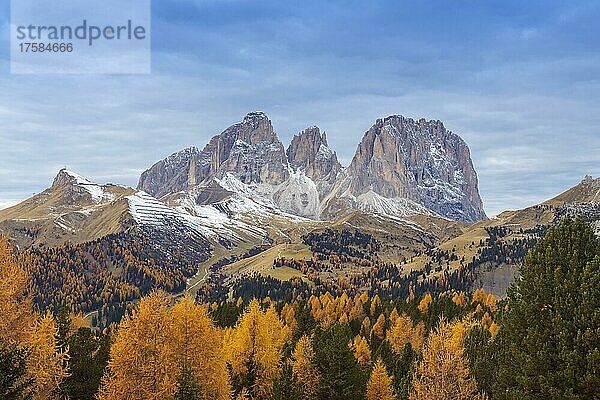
(0, 216, 599, 400)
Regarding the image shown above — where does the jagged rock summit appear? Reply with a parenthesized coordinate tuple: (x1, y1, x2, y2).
(137, 112, 487, 222)
(286, 126, 342, 182)
(344, 115, 485, 222)
(138, 111, 289, 198)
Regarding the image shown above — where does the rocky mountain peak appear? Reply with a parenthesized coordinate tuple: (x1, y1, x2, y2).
(137, 147, 201, 198)
(51, 169, 116, 204)
(343, 116, 486, 222)
(243, 111, 269, 124)
(52, 168, 83, 188)
(581, 175, 599, 187)
(137, 112, 486, 223)
(138, 113, 289, 198)
(287, 126, 341, 181)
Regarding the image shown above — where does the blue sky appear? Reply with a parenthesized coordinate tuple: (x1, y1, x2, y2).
(1, 0, 599, 215)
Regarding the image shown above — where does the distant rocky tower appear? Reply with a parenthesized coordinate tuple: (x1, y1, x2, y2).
(138, 112, 486, 222)
(286, 126, 341, 183)
(343, 115, 486, 222)
(138, 112, 289, 197)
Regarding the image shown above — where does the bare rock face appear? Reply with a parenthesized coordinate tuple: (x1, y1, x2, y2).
(138, 112, 486, 223)
(138, 112, 289, 197)
(138, 147, 200, 198)
(344, 115, 486, 222)
(199, 111, 289, 185)
(274, 126, 343, 217)
(287, 127, 341, 183)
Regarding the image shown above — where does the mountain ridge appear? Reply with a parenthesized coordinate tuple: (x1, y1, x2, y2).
(137, 112, 487, 222)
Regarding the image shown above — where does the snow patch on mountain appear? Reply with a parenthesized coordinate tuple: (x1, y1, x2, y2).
(273, 169, 321, 218)
(127, 191, 266, 243)
(355, 190, 439, 218)
(60, 169, 115, 203)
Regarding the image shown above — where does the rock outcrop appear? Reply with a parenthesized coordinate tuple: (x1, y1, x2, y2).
(286, 126, 341, 183)
(138, 113, 487, 222)
(138, 112, 289, 198)
(342, 115, 486, 222)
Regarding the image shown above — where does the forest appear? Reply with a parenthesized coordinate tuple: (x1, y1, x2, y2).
(0, 216, 599, 399)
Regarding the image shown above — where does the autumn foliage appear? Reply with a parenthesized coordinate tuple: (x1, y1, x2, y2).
(99, 292, 230, 400)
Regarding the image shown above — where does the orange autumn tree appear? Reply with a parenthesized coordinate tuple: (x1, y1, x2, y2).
(366, 359, 395, 400)
(410, 319, 484, 400)
(0, 236, 34, 346)
(351, 335, 371, 367)
(99, 291, 174, 400)
(169, 295, 231, 400)
(0, 236, 68, 399)
(26, 313, 70, 400)
(225, 299, 289, 399)
(418, 293, 433, 314)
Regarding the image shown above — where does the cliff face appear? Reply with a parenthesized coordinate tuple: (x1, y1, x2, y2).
(138, 113, 487, 222)
(271, 126, 343, 217)
(199, 111, 289, 186)
(138, 112, 288, 197)
(138, 147, 200, 198)
(286, 126, 341, 182)
(344, 116, 486, 222)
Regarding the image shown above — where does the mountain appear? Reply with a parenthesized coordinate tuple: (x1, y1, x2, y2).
(0, 169, 133, 249)
(286, 126, 342, 183)
(138, 112, 486, 222)
(328, 116, 485, 222)
(138, 112, 289, 198)
(0, 169, 267, 251)
(402, 175, 600, 298)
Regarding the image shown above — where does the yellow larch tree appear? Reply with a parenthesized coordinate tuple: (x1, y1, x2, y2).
(225, 299, 289, 399)
(452, 291, 468, 307)
(0, 236, 34, 346)
(1, 237, 67, 399)
(387, 313, 425, 354)
(366, 359, 395, 400)
(169, 295, 231, 400)
(410, 319, 480, 400)
(488, 322, 500, 338)
(281, 303, 297, 332)
(26, 312, 69, 400)
(291, 335, 319, 400)
(418, 293, 433, 314)
(471, 288, 486, 304)
(481, 312, 492, 329)
(361, 316, 371, 337)
(371, 314, 386, 340)
(389, 307, 400, 324)
(370, 294, 381, 317)
(351, 335, 371, 367)
(484, 293, 497, 311)
(99, 291, 175, 400)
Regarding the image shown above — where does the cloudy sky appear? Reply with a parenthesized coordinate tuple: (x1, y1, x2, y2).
(1, 0, 599, 216)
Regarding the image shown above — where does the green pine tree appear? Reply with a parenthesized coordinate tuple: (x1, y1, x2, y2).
(269, 362, 301, 400)
(175, 364, 200, 400)
(0, 346, 34, 400)
(60, 327, 110, 400)
(464, 326, 497, 398)
(373, 340, 416, 400)
(494, 216, 600, 399)
(313, 324, 365, 400)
